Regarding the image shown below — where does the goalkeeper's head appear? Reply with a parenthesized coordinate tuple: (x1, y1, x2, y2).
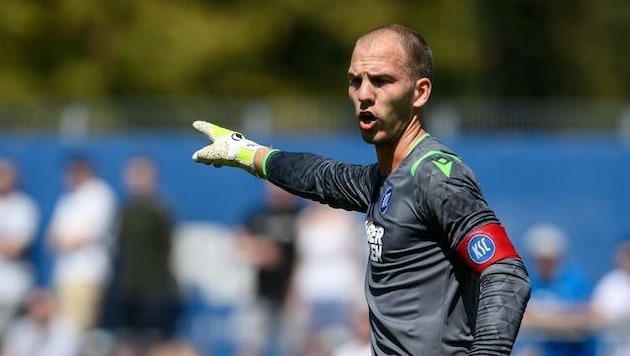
(348, 24, 434, 147)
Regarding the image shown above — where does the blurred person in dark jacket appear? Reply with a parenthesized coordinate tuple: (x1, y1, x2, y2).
(234, 181, 302, 356)
(113, 155, 179, 347)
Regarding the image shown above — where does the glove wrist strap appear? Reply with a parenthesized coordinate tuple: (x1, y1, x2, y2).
(236, 144, 263, 175)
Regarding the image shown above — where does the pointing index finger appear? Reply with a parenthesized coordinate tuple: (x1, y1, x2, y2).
(192, 120, 216, 141)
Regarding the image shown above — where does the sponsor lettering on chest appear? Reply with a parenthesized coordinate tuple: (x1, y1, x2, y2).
(365, 220, 384, 262)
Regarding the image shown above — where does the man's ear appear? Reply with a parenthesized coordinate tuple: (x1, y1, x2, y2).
(413, 77, 432, 109)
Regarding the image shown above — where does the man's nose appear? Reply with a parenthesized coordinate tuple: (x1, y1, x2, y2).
(357, 81, 375, 107)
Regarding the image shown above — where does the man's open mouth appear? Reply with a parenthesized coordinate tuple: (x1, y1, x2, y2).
(359, 111, 377, 123)
(358, 112, 378, 131)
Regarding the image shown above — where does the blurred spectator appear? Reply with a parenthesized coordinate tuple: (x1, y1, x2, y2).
(233, 182, 302, 356)
(113, 155, 180, 349)
(1, 288, 81, 356)
(0, 158, 39, 337)
(331, 305, 371, 356)
(293, 201, 365, 354)
(518, 223, 594, 356)
(46, 154, 117, 332)
(145, 340, 199, 356)
(590, 238, 630, 356)
(113, 339, 198, 356)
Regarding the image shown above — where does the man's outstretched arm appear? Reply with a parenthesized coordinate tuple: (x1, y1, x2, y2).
(191, 120, 374, 211)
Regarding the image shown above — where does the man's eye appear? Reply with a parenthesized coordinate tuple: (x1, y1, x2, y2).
(372, 77, 388, 87)
(349, 77, 361, 88)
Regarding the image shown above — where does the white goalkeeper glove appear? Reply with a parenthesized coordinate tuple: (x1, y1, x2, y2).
(191, 120, 264, 175)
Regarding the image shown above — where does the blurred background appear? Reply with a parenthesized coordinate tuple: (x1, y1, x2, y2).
(0, 1, 629, 355)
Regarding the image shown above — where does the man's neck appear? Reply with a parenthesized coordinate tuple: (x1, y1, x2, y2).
(376, 119, 425, 175)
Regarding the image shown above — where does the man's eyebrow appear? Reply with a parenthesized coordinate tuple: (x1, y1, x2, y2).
(347, 70, 394, 77)
(368, 73, 396, 81)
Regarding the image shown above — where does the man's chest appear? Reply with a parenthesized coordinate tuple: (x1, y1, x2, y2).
(363, 176, 436, 264)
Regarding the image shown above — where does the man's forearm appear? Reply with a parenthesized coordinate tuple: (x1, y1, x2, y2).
(469, 258, 532, 355)
(254, 150, 374, 212)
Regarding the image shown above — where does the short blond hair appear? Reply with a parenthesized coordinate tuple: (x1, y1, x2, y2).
(361, 24, 433, 80)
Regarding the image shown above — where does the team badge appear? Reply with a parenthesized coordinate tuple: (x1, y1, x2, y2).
(467, 234, 496, 264)
(380, 186, 393, 215)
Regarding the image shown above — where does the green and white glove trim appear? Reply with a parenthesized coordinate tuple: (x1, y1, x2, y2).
(192, 120, 263, 175)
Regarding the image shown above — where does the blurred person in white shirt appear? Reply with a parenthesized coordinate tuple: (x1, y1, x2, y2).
(591, 238, 630, 356)
(2, 288, 81, 356)
(46, 154, 116, 331)
(292, 201, 366, 354)
(332, 305, 370, 356)
(0, 158, 39, 337)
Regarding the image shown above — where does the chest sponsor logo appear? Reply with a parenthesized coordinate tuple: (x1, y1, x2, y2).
(365, 220, 384, 262)
(379, 186, 393, 215)
(467, 234, 496, 264)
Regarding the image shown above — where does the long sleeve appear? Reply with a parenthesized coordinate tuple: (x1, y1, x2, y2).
(265, 151, 378, 213)
(468, 258, 532, 355)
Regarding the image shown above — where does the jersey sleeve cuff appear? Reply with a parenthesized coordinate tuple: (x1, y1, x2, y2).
(261, 149, 281, 179)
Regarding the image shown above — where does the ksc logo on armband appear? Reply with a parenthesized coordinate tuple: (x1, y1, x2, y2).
(467, 234, 496, 264)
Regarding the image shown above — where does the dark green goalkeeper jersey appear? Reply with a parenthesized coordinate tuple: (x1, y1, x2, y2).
(263, 133, 531, 355)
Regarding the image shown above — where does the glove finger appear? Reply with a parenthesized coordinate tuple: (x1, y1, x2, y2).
(193, 120, 241, 142)
(192, 146, 219, 164)
(192, 120, 218, 141)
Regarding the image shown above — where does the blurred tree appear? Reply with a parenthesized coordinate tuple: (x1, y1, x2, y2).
(477, 0, 561, 96)
(0, 0, 627, 103)
(477, 0, 630, 98)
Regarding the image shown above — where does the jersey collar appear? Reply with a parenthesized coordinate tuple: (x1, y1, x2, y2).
(406, 132, 431, 156)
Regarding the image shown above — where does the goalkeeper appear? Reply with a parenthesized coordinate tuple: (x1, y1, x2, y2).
(192, 24, 531, 355)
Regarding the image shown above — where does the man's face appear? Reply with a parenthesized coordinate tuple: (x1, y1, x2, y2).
(348, 32, 417, 146)
(0, 161, 16, 195)
(534, 255, 560, 281)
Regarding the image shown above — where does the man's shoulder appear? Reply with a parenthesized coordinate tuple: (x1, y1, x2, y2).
(0, 191, 38, 211)
(73, 178, 116, 203)
(407, 137, 470, 181)
(596, 269, 628, 287)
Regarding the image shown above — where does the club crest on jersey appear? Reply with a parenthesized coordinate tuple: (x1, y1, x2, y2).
(467, 234, 496, 264)
(380, 186, 393, 215)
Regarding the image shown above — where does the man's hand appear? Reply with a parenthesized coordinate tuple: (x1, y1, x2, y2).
(192, 120, 267, 175)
